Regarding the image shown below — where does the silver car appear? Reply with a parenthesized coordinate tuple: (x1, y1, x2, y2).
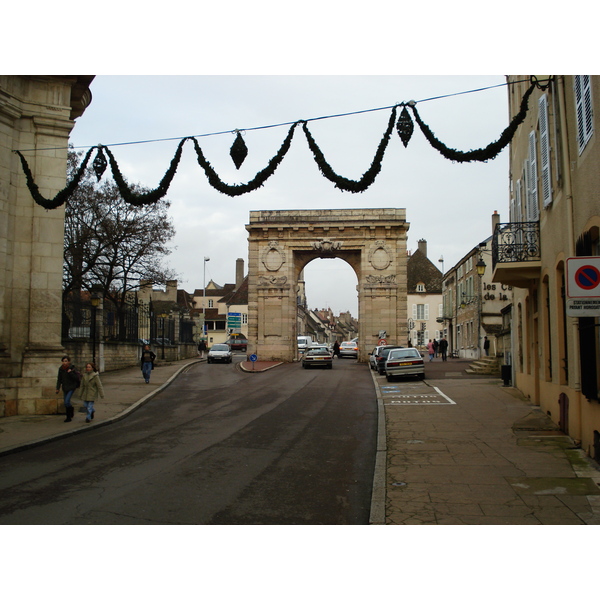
(339, 341, 358, 359)
(384, 348, 425, 381)
(207, 343, 233, 364)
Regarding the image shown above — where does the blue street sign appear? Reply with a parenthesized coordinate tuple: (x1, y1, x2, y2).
(249, 354, 258, 362)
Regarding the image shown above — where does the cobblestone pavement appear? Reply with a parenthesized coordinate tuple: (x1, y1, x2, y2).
(371, 359, 600, 525)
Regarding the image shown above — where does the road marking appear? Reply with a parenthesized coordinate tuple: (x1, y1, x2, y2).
(381, 384, 456, 406)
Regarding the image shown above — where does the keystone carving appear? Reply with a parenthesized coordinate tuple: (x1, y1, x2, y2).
(258, 275, 288, 286)
(366, 274, 397, 285)
(312, 238, 342, 253)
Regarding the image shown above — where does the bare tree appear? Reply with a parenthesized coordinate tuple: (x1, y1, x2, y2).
(63, 149, 177, 338)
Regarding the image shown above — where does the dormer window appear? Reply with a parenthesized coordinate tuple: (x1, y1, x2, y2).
(417, 283, 425, 292)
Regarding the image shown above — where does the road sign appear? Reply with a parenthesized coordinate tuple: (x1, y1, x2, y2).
(566, 298, 600, 317)
(378, 338, 387, 346)
(249, 354, 257, 362)
(566, 257, 600, 298)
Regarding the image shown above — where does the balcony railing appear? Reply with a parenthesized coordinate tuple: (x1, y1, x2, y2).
(492, 221, 541, 269)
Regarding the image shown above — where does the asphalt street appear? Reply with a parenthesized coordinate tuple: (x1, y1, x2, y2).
(0, 356, 377, 525)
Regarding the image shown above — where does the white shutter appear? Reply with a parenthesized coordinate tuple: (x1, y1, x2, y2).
(527, 132, 539, 222)
(424, 304, 429, 319)
(575, 75, 594, 154)
(439, 303, 443, 317)
(539, 94, 552, 208)
(412, 304, 417, 319)
(515, 179, 522, 222)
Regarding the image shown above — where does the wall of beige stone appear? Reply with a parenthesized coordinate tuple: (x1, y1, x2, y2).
(0, 76, 94, 417)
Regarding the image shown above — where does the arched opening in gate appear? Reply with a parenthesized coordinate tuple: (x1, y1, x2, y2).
(301, 257, 359, 319)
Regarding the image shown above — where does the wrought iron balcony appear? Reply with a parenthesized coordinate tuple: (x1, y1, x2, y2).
(492, 221, 541, 287)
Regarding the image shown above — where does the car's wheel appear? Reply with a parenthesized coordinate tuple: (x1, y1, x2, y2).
(386, 375, 393, 382)
(328, 364, 333, 369)
(419, 373, 425, 380)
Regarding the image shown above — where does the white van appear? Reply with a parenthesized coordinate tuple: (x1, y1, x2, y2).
(297, 335, 313, 354)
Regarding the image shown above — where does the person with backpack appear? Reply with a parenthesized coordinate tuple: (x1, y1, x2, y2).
(55, 355, 80, 423)
(79, 362, 104, 423)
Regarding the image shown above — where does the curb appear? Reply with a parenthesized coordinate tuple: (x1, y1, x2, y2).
(368, 367, 387, 525)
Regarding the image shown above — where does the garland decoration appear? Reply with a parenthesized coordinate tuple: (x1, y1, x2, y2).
(189, 121, 299, 196)
(302, 105, 398, 193)
(103, 137, 190, 205)
(15, 146, 96, 209)
(15, 81, 538, 208)
(408, 81, 536, 163)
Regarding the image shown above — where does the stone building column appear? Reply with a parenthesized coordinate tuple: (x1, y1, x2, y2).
(0, 76, 93, 416)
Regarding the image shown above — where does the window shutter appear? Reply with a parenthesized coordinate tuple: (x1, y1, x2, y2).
(539, 94, 552, 208)
(515, 179, 522, 222)
(527, 132, 539, 222)
(575, 75, 594, 154)
(424, 304, 429, 319)
(412, 304, 417, 319)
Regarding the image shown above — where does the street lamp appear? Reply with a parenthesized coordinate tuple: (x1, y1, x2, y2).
(158, 312, 167, 359)
(203, 257, 210, 339)
(90, 287, 101, 364)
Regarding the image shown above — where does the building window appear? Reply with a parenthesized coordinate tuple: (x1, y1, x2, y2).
(242, 313, 248, 324)
(575, 75, 594, 154)
(208, 299, 214, 308)
(416, 283, 425, 292)
(527, 132, 539, 222)
(414, 304, 429, 320)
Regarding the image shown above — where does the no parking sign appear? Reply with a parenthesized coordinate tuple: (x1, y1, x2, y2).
(566, 257, 600, 316)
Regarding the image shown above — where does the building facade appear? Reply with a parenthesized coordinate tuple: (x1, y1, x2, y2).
(493, 75, 600, 461)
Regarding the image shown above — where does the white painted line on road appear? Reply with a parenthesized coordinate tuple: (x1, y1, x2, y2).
(432, 386, 456, 404)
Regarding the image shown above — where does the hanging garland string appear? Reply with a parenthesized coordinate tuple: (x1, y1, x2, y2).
(16, 82, 537, 207)
(103, 136, 190, 206)
(188, 121, 299, 196)
(301, 105, 398, 193)
(408, 81, 536, 163)
(15, 146, 96, 209)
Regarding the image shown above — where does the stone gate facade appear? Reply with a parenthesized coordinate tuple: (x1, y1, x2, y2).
(246, 209, 410, 362)
(0, 76, 94, 417)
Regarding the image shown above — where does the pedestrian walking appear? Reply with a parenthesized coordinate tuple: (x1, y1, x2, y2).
(426, 339, 435, 362)
(55, 355, 80, 423)
(439, 337, 448, 361)
(333, 340, 340, 358)
(141, 344, 156, 384)
(483, 336, 490, 356)
(433, 338, 439, 358)
(198, 339, 207, 359)
(79, 362, 104, 423)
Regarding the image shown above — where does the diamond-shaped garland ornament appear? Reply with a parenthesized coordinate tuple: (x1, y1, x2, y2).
(396, 106, 414, 148)
(93, 145, 108, 181)
(230, 131, 248, 170)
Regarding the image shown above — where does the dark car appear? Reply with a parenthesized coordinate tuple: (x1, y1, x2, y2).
(375, 345, 404, 375)
(227, 338, 248, 352)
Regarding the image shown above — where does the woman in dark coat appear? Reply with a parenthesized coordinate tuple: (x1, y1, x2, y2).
(56, 355, 80, 423)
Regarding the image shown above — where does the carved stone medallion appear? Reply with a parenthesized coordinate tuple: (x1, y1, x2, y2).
(261, 241, 286, 272)
(368, 240, 392, 270)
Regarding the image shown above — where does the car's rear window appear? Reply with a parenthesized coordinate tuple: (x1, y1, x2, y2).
(388, 349, 420, 359)
(211, 344, 229, 351)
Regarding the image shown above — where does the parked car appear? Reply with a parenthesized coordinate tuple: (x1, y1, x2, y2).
(375, 345, 404, 374)
(227, 338, 248, 352)
(207, 343, 233, 364)
(301, 347, 333, 369)
(369, 345, 387, 370)
(384, 347, 425, 381)
(339, 341, 359, 359)
(310, 344, 333, 355)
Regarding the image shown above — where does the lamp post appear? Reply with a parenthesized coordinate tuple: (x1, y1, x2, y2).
(203, 257, 210, 340)
(159, 312, 167, 359)
(90, 288, 101, 365)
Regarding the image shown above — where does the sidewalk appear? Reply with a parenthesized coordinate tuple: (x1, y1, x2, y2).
(370, 359, 600, 525)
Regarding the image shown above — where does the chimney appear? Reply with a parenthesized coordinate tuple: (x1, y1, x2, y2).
(417, 239, 427, 258)
(235, 258, 244, 290)
(492, 210, 500, 235)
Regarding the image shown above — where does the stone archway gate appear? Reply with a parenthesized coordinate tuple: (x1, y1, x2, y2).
(246, 209, 410, 362)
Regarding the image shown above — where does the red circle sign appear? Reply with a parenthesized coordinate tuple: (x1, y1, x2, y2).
(378, 339, 387, 346)
(574, 265, 600, 290)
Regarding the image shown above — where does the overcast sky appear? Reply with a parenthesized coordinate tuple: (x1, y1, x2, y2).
(68, 75, 513, 315)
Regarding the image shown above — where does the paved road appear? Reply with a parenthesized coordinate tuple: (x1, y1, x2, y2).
(0, 356, 377, 524)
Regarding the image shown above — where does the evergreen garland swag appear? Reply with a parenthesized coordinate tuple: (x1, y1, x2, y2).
(15, 81, 537, 209)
